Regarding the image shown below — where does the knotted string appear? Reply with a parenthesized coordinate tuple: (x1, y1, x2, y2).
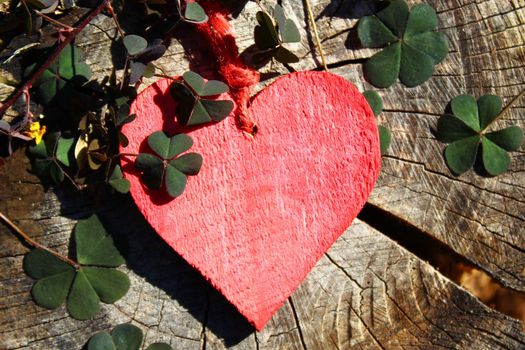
(195, 1, 260, 135)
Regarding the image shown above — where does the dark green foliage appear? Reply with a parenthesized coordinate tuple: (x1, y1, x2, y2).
(123, 35, 167, 84)
(25, 44, 92, 105)
(108, 165, 131, 193)
(28, 132, 75, 184)
(135, 131, 203, 198)
(87, 323, 173, 350)
(438, 94, 523, 176)
(170, 71, 234, 127)
(252, 4, 301, 65)
(184, 2, 208, 23)
(363, 90, 391, 155)
(358, 0, 449, 88)
(23, 215, 129, 320)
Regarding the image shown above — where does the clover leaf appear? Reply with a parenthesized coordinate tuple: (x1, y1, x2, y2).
(23, 215, 129, 320)
(123, 35, 167, 85)
(29, 132, 75, 184)
(437, 94, 523, 176)
(87, 323, 173, 350)
(25, 0, 59, 13)
(358, 0, 449, 88)
(25, 44, 92, 105)
(363, 90, 391, 154)
(108, 165, 131, 194)
(170, 71, 234, 127)
(183, 2, 208, 23)
(135, 131, 203, 198)
(252, 4, 301, 65)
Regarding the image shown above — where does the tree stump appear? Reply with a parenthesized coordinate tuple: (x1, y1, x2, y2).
(1, 0, 524, 349)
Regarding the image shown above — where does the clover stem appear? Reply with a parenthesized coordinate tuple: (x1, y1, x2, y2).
(484, 87, 525, 131)
(304, 0, 329, 72)
(0, 0, 111, 117)
(0, 211, 80, 269)
(154, 74, 177, 80)
(55, 161, 82, 190)
(106, 2, 125, 39)
(116, 152, 139, 158)
(36, 11, 74, 31)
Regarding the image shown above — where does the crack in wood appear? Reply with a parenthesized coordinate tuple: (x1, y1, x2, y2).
(200, 286, 211, 350)
(358, 202, 525, 323)
(288, 297, 308, 350)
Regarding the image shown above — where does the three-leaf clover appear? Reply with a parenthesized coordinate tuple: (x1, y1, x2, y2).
(23, 215, 130, 320)
(253, 4, 301, 65)
(123, 35, 167, 85)
(87, 323, 173, 350)
(25, 44, 92, 105)
(363, 90, 391, 154)
(135, 131, 203, 198)
(437, 94, 523, 176)
(170, 71, 234, 127)
(29, 132, 75, 184)
(358, 0, 449, 88)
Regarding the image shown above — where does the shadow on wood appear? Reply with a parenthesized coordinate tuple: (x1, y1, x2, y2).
(95, 195, 255, 346)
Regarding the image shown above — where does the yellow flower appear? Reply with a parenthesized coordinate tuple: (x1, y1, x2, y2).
(25, 121, 47, 144)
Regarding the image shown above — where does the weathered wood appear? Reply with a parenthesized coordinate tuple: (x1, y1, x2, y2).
(1, 0, 524, 348)
(1, 151, 524, 349)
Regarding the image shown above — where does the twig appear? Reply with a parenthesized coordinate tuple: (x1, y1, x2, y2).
(484, 87, 525, 131)
(0, 0, 111, 117)
(154, 73, 176, 80)
(106, 2, 125, 39)
(36, 11, 74, 31)
(115, 152, 139, 157)
(0, 211, 80, 268)
(304, 0, 328, 71)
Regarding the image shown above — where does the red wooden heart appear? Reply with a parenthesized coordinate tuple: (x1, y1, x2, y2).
(122, 71, 381, 330)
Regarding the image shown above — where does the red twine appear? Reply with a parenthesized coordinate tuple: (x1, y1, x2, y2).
(195, 1, 260, 135)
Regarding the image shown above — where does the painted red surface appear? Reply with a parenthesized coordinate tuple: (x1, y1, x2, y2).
(122, 71, 381, 330)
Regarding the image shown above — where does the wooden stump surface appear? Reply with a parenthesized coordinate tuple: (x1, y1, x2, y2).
(1, 0, 524, 349)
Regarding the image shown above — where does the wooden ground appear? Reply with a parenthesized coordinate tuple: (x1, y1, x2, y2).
(1, 0, 524, 349)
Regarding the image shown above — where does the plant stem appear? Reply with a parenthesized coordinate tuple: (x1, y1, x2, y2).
(106, 2, 125, 39)
(116, 152, 139, 157)
(154, 73, 176, 80)
(0, 211, 80, 268)
(484, 87, 525, 131)
(36, 11, 74, 31)
(0, 0, 111, 117)
(304, 0, 328, 72)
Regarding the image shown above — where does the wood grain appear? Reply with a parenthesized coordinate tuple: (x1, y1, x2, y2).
(1, 0, 524, 348)
(1, 151, 524, 349)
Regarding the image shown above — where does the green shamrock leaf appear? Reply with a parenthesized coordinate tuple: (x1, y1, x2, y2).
(135, 131, 203, 198)
(358, 0, 449, 88)
(108, 165, 131, 194)
(23, 215, 129, 320)
(170, 71, 234, 127)
(25, 44, 92, 105)
(183, 2, 208, 23)
(29, 132, 75, 184)
(123, 35, 166, 84)
(252, 4, 301, 65)
(437, 94, 523, 176)
(363, 90, 391, 154)
(123, 35, 147, 56)
(87, 323, 173, 350)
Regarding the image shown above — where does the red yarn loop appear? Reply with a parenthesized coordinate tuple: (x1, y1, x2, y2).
(195, 1, 260, 135)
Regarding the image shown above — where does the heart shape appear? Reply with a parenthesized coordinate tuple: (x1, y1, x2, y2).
(122, 71, 381, 330)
